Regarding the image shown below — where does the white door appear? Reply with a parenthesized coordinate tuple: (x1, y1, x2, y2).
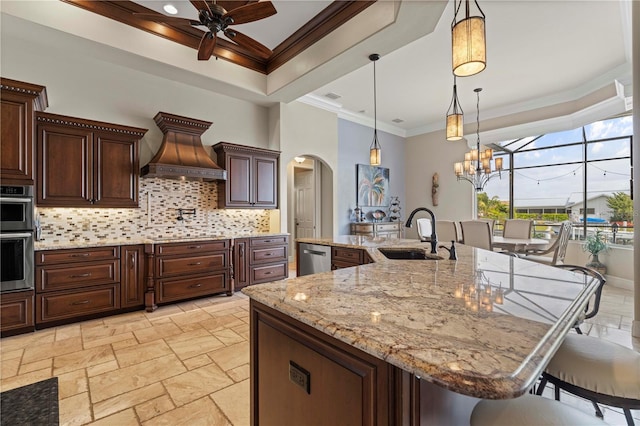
(295, 169, 315, 238)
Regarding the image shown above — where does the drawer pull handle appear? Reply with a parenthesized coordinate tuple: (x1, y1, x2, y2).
(265, 271, 272, 275)
(189, 262, 202, 266)
(70, 253, 90, 257)
(189, 283, 202, 288)
(264, 240, 272, 243)
(71, 300, 90, 305)
(71, 273, 92, 278)
(188, 245, 202, 249)
(265, 253, 272, 256)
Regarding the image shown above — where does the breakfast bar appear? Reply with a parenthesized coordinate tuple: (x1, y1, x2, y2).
(243, 236, 601, 425)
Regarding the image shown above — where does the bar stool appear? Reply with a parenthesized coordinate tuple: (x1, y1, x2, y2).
(471, 394, 609, 425)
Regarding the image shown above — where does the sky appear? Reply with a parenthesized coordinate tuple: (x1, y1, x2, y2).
(481, 115, 633, 210)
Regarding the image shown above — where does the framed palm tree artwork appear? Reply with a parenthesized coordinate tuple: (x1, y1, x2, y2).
(357, 164, 390, 207)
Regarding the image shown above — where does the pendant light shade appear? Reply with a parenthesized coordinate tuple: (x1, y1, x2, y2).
(446, 77, 464, 141)
(451, 0, 486, 77)
(369, 53, 381, 166)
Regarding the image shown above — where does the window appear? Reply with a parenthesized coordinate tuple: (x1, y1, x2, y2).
(479, 115, 633, 246)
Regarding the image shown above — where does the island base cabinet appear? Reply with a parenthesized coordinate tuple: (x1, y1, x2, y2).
(250, 301, 393, 425)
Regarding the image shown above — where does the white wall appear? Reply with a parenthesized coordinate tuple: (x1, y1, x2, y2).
(1, 31, 269, 166)
(405, 130, 475, 225)
(274, 101, 339, 240)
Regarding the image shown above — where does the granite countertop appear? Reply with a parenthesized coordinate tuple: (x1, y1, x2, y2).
(34, 232, 289, 251)
(243, 236, 600, 400)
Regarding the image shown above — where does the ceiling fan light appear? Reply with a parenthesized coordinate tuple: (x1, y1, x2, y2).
(163, 4, 178, 15)
(451, 0, 486, 77)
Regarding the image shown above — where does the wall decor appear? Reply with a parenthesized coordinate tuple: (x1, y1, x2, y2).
(432, 173, 440, 206)
(357, 164, 390, 207)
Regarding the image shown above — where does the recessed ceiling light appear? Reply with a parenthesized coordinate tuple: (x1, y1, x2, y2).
(163, 4, 178, 15)
(324, 92, 341, 100)
(392, 118, 404, 123)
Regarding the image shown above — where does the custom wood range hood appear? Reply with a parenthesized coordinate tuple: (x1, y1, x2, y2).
(141, 112, 226, 181)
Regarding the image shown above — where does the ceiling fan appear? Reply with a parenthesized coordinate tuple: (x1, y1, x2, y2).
(136, 0, 277, 60)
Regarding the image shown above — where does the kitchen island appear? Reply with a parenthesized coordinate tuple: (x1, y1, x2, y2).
(243, 236, 600, 425)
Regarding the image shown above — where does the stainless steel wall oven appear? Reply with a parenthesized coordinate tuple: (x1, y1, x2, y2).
(0, 185, 35, 292)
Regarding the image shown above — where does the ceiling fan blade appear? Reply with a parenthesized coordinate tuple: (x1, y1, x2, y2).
(133, 13, 200, 26)
(224, 29, 272, 58)
(198, 33, 217, 60)
(190, 0, 212, 14)
(224, 1, 276, 25)
(218, 1, 257, 12)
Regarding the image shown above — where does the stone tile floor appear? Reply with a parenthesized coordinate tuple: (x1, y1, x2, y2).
(1, 275, 637, 425)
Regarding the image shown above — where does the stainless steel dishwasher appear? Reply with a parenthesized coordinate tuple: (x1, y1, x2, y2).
(298, 243, 331, 276)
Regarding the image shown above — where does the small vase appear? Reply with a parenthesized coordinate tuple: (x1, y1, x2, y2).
(586, 253, 607, 275)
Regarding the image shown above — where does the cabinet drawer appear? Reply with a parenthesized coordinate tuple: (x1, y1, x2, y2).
(36, 284, 119, 323)
(351, 224, 373, 234)
(375, 223, 400, 232)
(1, 290, 34, 333)
(250, 246, 287, 265)
(37, 260, 120, 292)
(36, 246, 119, 265)
(158, 273, 229, 303)
(332, 247, 364, 264)
(250, 263, 287, 285)
(331, 260, 361, 270)
(157, 253, 228, 278)
(155, 240, 229, 256)
(250, 236, 288, 247)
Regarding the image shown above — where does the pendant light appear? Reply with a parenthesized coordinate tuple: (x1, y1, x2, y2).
(446, 76, 464, 141)
(451, 0, 486, 77)
(369, 53, 381, 166)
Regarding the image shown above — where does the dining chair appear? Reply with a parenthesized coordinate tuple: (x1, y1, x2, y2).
(460, 220, 493, 250)
(503, 219, 533, 239)
(534, 267, 639, 426)
(476, 218, 496, 235)
(523, 221, 572, 265)
(416, 218, 433, 241)
(436, 220, 460, 243)
(471, 393, 609, 426)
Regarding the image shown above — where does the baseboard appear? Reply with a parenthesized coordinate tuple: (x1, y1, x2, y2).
(604, 275, 633, 291)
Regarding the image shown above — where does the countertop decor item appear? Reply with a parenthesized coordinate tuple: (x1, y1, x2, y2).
(582, 229, 609, 274)
(389, 196, 401, 222)
(372, 210, 386, 222)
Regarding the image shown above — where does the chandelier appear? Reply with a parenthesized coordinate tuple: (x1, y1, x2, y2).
(454, 88, 503, 191)
(369, 53, 382, 166)
(451, 0, 486, 77)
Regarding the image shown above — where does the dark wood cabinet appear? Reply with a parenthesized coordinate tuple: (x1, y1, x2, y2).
(0, 290, 35, 337)
(233, 238, 250, 290)
(35, 246, 122, 326)
(233, 236, 289, 290)
(331, 246, 373, 270)
(251, 301, 393, 425)
(213, 142, 279, 209)
(0, 78, 48, 185)
(121, 245, 146, 309)
(36, 112, 147, 207)
(149, 239, 232, 310)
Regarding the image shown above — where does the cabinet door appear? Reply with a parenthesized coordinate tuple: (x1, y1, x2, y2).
(121, 245, 145, 308)
(253, 155, 278, 208)
(226, 153, 252, 207)
(37, 124, 93, 206)
(1, 94, 34, 184)
(233, 238, 249, 290)
(94, 133, 139, 207)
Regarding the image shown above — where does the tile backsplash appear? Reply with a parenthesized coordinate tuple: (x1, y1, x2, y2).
(36, 178, 271, 243)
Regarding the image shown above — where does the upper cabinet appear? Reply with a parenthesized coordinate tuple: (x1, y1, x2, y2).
(36, 112, 147, 207)
(213, 142, 279, 209)
(0, 78, 48, 185)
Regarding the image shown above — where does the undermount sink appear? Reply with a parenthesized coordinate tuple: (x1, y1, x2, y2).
(378, 248, 442, 260)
